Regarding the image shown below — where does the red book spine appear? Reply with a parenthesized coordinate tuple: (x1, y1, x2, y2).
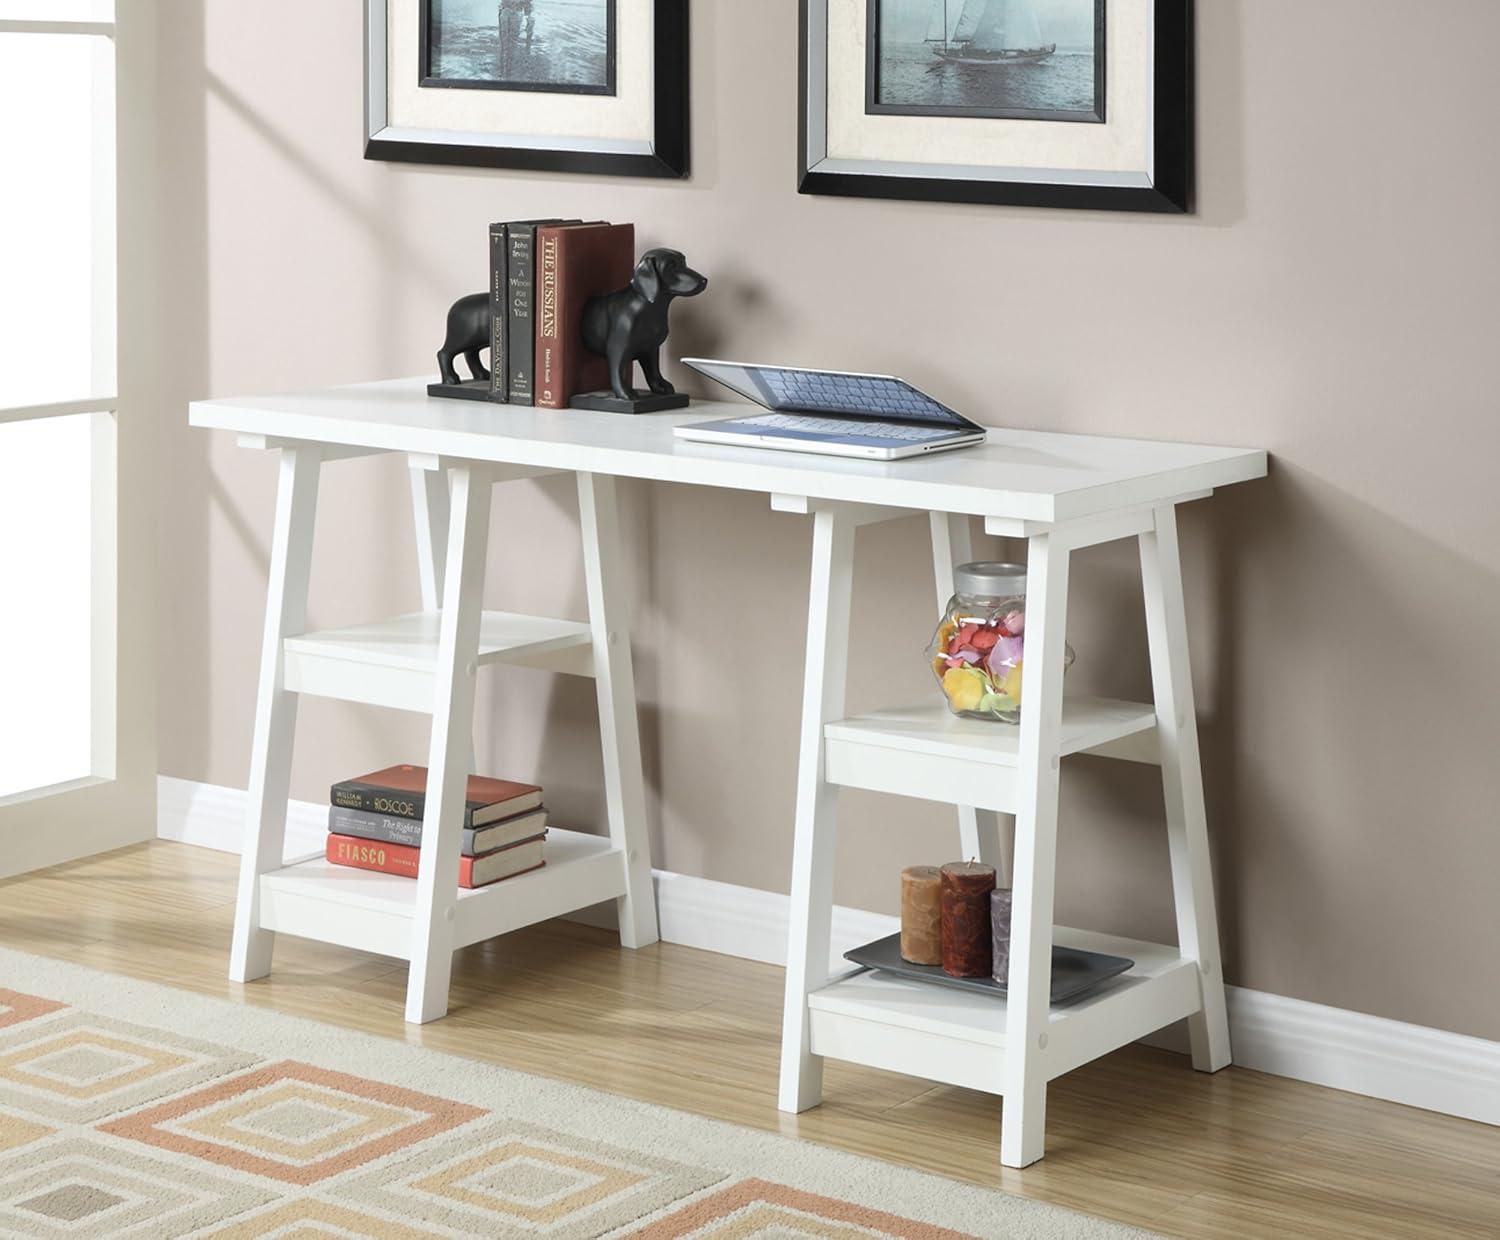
(326, 833, 546, 889)
(326, 833, 420, 878)
(535, 223, 634, 408)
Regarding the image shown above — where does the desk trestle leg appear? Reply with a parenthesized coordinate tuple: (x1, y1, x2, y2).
(929, 512, 1011, 879)
(1000, 529, 1070, 1169)
(408, 461, 476, 775)
(578, 472, 659, 950)
(774, 497, 1233, 1169)
(406, 463, 494, 1024)
(778, 506, 857, 1113)
(230, 444, 322, 984)
(1140, 504, 1232, 1072)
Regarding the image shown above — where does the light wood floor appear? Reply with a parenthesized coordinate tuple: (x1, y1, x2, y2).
(0, 841, 1494, 1238)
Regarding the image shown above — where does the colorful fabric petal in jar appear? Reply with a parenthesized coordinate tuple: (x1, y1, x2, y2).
(927, 562, 1074, 724)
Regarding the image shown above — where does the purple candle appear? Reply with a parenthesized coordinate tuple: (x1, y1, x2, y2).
(990, 887, 1013, 985)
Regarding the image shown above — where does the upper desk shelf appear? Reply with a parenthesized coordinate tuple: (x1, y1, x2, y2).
(189, 378, 1267, 525)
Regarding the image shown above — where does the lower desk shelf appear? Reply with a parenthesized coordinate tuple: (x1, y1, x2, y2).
(807, 927, 1202, 1095)
(259, 828, 627, 960)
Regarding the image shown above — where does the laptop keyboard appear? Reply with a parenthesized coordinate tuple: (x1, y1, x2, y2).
(760, 370, 954, 420)
(737, 413, 953, 442)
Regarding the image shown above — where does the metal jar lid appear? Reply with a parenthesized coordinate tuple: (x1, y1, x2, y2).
(954, 561, 1026, 598)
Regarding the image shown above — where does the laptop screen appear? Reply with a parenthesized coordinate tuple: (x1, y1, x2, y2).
(681, 360, 975, 428)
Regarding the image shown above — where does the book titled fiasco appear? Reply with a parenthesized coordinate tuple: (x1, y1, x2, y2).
(325, 832, 546, 889)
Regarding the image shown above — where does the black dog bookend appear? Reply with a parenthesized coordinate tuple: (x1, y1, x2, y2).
(570, 248, 708, 413)
(429, 291, 495, 402)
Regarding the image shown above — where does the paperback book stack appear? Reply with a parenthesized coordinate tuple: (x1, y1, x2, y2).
(487, 218, 635, 408)
(325, 764, 546, 889)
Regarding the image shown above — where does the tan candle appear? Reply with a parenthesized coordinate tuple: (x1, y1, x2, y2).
(899, 866, 942, 965)
(940, 861, 996, 978)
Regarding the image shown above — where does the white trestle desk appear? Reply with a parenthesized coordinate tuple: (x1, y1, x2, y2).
(191, 377, 1266, 1168)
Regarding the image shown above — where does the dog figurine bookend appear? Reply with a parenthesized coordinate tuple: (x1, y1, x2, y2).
(427, 248, 707, 409)
(570, 248, 708, 414)
(428, 290, 496, 402)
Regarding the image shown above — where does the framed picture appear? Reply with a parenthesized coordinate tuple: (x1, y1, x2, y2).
(366, 0, 688, 178)
(419, 0, 618, 96)
(802, 0, 1190, 212)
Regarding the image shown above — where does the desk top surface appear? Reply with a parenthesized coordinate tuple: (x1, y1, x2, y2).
(190, 378, 1266, 523)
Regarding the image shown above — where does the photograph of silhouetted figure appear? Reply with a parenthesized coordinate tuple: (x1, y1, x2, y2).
(424, 0, 615, 95)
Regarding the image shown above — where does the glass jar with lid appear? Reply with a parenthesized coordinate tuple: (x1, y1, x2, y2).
(927, 562, 1073, 724)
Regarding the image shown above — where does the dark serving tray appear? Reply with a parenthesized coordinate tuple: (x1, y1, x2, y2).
(844, 933, 1134, 1005)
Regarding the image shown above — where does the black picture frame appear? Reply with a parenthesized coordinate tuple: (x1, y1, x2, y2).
(864, 0, 1106, 125)
(802, 0, 1191, 213)
(366, 0, 689, 179)
(418, 0, 618, 97)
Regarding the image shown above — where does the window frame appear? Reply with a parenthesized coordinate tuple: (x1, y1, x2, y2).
(0, 3, 158, 875)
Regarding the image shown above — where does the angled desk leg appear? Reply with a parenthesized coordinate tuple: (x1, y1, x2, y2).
(577, 472, 659, 949)
(1000, 527, 1071, 1168)
(229, 444, 322, 983)
(409, 461, 450, 610)
(930, 512, 1010, 879)
(406, 462, 493, 1024)
(409, 459, 477, 776)
(779, 506, 857, 1113)
(1140, 504, 1232, 1072)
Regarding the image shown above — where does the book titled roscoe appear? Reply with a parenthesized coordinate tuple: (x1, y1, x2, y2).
(329, 765, 542, 829)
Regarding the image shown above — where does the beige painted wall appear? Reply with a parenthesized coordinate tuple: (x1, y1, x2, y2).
(156, 1, 1500, 1042)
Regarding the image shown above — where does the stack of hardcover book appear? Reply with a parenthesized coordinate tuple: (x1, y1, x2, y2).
(488, 218, 635, 409)
(325, 764, 546, 889)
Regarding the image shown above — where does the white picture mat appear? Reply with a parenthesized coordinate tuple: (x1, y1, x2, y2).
(383, 0, 655, 144)
(823, 0, 1152, 177)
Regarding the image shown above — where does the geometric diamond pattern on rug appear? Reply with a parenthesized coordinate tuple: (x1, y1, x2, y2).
(0, 1013, 257, 1125)
(0, 1113, 54, 1155)
(624, 1177, 976, 1240)
(0, 990, 66, 1031)
(332, 1118, 724, 1238)
(198, 1198, 446, 1239)
(99, 1061, 486, 1186)
(0, 1135, 276, 1239)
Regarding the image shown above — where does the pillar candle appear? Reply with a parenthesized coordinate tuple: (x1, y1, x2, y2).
(990, 887, 1013, 986)
(940, 861, 996, 978)
(899, 866, 942, 965)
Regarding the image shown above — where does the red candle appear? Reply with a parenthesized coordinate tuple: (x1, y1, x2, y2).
(940, 861, 996, 978)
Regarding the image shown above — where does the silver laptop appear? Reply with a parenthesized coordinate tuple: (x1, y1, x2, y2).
(673, 359, 987, 461)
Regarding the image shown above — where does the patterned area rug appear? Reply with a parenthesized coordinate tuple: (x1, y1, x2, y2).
(0, 948, 1150, 1238)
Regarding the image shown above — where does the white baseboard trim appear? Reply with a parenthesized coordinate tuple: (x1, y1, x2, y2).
(157, 776, 1500, 1128)
(157, 776, 326, 862)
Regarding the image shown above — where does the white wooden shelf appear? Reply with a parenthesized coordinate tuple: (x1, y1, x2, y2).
(823, 697, 1160, 813)
(808, 928, 1200, 1095)
(283, 610, 594, 712)
(259, 828, 626, 961)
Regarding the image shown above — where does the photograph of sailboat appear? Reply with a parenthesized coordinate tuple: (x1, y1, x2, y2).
(422, 0, 616, 95)
(867, 0, 1103, 121)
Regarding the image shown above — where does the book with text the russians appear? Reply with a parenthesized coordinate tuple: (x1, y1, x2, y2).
(326, 832, 546, 888)
(535, 221, 635, 409)
(503, 218, 576, 405)
(491, 218, 571, 402)
(329, 765, 542, 829)
(326, 803, 547, 857)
